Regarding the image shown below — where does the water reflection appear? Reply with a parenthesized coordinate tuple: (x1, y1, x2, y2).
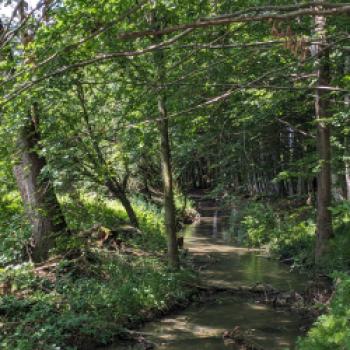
(106, 201, 306, 350)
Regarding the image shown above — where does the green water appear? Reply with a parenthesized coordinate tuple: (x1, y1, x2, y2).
(106, 201, 307, 350)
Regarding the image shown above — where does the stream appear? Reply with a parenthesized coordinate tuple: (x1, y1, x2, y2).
(107, 199, 308, 350)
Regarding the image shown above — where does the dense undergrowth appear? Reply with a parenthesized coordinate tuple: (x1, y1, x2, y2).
(227, 196, 350, 350)
(298, 272, 350, 350)
(0, 193, 197, 350)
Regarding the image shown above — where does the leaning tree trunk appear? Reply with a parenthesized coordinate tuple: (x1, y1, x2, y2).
(14, 104, 67, 262)
(313, 3, 334, 264)
(76, 81, 139, 229)
(118, 190, 139, 228)
(105, 179, 139, 228)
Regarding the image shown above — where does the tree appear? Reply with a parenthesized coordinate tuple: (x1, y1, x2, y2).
(313, 1, 334, 263)
(13, 103, 67, 261)
(150, 5, 179, 269)
(11, 1, 67, 261)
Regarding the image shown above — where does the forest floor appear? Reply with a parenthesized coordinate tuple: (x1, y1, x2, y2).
(0, 196, 199, 350)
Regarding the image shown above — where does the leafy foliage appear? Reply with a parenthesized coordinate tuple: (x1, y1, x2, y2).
(298, 273, 350, 350)
(1, 0, 350, 348)
(231, 200, 315, 268)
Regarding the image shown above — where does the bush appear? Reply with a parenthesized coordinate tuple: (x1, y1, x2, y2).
(231, 201, 315, 268)
(240, 203, 276, 247)
(0, 192, 31, 266)
(324, 202, 350, 272)
(0, 256, 195, 350)
(298, 273, 350, 350)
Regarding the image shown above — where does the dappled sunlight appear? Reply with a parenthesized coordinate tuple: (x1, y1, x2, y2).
(136, 292, 303, 350)
(108, 200, 306, 350)
(148, 317, 226, 341)
(247, 303, 269, 311)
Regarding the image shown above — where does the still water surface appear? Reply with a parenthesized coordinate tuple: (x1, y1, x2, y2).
(107, 200, 307, 350)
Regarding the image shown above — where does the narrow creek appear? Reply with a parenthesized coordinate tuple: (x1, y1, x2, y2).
(108, 199, 308, 350)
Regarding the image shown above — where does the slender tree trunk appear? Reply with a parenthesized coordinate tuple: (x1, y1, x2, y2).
(76, 82, 139, 228)
(313, 3, 334, 264)
(118, 190, 139, 228)
(152, 26, 179, 269)
(14, 104, 67, 262)
(345, 137, 350, 199)
(105, 179, 139, 228)
(344, 56, 350, 199)
(158, 110, 179, 269)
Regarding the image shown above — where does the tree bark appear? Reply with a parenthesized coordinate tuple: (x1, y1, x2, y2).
(344, 55, 350, 199)
(14, 103, 67, 262)
(152, 18, 179, 268)
(105, 179, 139, 228)
(157, 94, 179, 269)
(313, 3, 334, 264)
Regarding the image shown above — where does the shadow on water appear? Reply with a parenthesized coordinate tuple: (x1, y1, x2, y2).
(107, 199, 307, 350)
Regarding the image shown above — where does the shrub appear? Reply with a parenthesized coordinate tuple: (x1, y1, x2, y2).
(298, 273, 350, 350)
(230, 201, 315, 269)
(240, 203, 277, 247)
(0, 192, 197, 350)
(0, 192, 31, 266)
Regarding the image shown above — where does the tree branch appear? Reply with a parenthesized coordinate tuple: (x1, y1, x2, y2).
(1, 28, 194, 106)
(117, 4, 350, 40)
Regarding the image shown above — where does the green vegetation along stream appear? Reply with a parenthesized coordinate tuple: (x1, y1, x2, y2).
(107, 200, 308, 350)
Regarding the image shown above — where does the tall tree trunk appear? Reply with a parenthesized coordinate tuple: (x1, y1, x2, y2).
(152, 24, 179, 269)
(158, 108, 179, 269)
(313, 3, 334, 264)
(10, 0, 67, 262)
(345, 138, 350, 200)
(14, 104, 67, 262)
(344, 55, 350, 199)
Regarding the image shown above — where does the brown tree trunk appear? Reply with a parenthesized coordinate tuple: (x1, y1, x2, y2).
(313, 3, 334, 264)
(344, 56, 350, 199)
(157, 96, 179, 269)
(105, 179, 139, 228)
(76, 82, 139, 229)
(14, 104, 67, 262)
(118, 191, 139, 229)
(345, 138, 350, 200)
(152, 21, 179, 268)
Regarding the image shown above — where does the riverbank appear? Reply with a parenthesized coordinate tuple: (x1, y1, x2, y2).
(224, 195, 350, 350)
(105, 197, 314, 350)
